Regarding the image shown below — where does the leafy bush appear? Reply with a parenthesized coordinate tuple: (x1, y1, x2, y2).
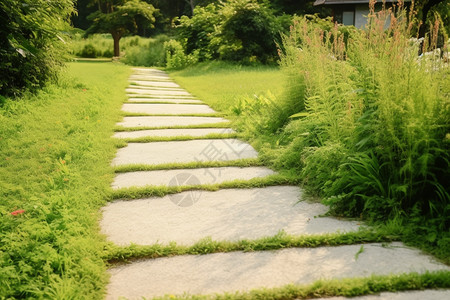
(175, 0, 290, 65)
(121, 34, 170, 66)
(213, 0, 283, 63)
(0, 0, 75, 97)
(164, 39, 198, 69)
(79, 44, 99, 58)
(177, 4, 221, 61)
(234, 5, 449, 254)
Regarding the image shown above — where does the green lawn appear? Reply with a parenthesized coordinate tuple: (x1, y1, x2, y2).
(0, 62, 131, 298)
(169, 61, 284, 113)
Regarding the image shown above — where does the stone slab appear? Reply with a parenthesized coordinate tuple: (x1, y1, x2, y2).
(111, 166, 275, 189)
(132, 68, 168, 75)
(111, 139, 258, 166)
(113, 128, 234, 139)
(129, 80, 180, 88)
(121, 103, 216, 115)
(116, 116, 227, 128)
(101, 186, 359, 245)
(127, 85, 182, 91)
(318, 290, 450, 300)
(126, 88, 191, 96)
(129, 75, 171, 82)
(127, 97, 203, 104)
(105, 242, 450, 299)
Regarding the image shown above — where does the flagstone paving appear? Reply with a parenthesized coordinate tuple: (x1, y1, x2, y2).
(106, 243, 448, 300)
(101, 186, 360, 245)
(129, 80, 180, 88)
(102, 68, 449, 300)
(116, 116, 227, 128)
(111, 166, 273, 189)
(127, 94, 197, 99)
(113, 128, 234, 139)
(121, 103, 216, 115)
(126, 88, 192, 96)
(127, 97, 203, 103)
(111, 139, 258, 166)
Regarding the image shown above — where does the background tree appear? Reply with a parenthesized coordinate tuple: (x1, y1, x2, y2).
(85, 0, 157, 57)
(0, 0, 74, 97)
(416, 0, 448, 37)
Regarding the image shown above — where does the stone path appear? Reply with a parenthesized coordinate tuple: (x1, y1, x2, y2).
(101, 68, 449, 299)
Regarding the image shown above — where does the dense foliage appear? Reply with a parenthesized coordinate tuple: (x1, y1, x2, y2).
(175, 0, 289, 64)
(234, 6, 449, 255)
(0, 0, 74, 97)
(85, 0, 157, 56)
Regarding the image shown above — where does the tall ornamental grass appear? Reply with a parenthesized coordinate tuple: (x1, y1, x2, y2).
(272, 3, 449, 248)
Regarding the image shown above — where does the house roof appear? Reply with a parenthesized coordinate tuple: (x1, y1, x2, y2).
(314, 0, 410, 5)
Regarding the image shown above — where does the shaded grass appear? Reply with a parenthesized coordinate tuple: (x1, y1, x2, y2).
(104, 229, 395, 263)
(113, 158, 263, 173)
(150, 271, 450, 300)
(0, 62, 131, 298)
(109, 173, 300, 200)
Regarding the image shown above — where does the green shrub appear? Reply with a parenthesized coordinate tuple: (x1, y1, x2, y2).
(121, 34, 169, 67)
(177, 4, 221, 61)
(0, 0, 75, 97)
(70, 33, 113, 58)
(191, 4, 446, 260)
(79, 44, 99, 58)
(213, 0, 283, 63)
(164, 39, 198, 69)
(240, 5, 449, 253)
(175, 0, 290, 65)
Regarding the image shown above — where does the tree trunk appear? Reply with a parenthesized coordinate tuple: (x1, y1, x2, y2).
(185, 0, 195, 15)
(419, 0, 444, 38)
(111, 32, 121, 57)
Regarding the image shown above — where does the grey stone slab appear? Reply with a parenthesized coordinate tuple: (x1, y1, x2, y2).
(111, 166, 275, 189)
(105, 242, 450, 299)
(126, 88, 191, 96)
(132, 67, 168, 74)
(121, 103, 216, 115)
(127, 97, 203, 104)
(318, 290, 450, 300)
(129, 80, 180, 88)
(129, 75, 171, 81)
(116, 116, 227, 128)
(113, 128, 234, 139)
(111, 139, 257, 166)
(101, 186, 360, 245)
(127, 83, 183, 89)
(127, 85, 183, 91)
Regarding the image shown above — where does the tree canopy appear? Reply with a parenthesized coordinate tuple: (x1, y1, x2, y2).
(86, 0, 158, 56)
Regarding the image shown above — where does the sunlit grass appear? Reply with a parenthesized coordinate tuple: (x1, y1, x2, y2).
(169, 61, 284, 113)
(0, 61, 131, 298)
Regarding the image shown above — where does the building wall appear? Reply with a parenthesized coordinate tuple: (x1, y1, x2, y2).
(354, 4, 392, 29)
(355, 4, 370, 28)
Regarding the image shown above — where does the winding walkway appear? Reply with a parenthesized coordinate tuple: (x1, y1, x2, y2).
(101, 68, 449, 299)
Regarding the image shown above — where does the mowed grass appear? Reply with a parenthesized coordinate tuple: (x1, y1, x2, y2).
(0, 62, 131, 298)
(169, 61, 284, 113)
